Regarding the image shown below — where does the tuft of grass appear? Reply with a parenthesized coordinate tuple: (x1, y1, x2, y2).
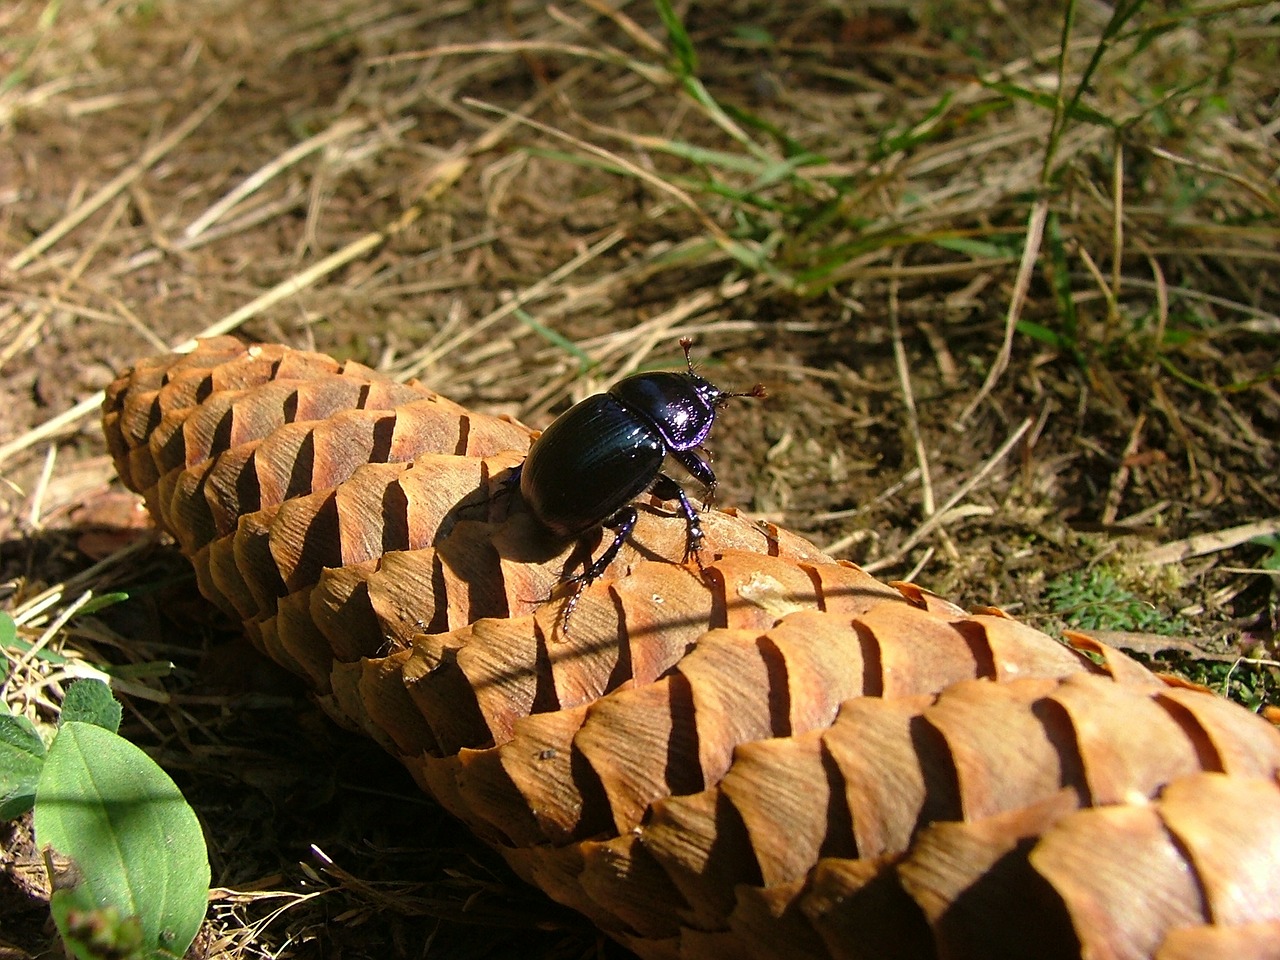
(1043, 566, 1188, 634)
(1168, 656, 1280, 714)
(532, 0, 1280, 398)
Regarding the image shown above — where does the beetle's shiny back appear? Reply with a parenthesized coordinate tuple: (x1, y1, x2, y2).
(520, 394, 665, 538)
(609, 372, 718, 451)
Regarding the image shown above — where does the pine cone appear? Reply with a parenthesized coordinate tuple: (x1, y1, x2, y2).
(103, 338, 1280, 959)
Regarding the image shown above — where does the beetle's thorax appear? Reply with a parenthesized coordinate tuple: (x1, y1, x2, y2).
(609, 371, 720, 452)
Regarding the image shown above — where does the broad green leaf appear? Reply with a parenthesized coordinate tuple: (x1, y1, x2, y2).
(0, 712, 46, 820)
(60, 680, 122, 733)
(34, 722, 209, 959)
(50, 888, 146, 960)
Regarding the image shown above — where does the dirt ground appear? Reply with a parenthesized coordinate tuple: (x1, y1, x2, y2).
(2, 0, 1278, 957)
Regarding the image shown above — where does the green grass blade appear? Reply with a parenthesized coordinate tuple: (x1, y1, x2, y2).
(513, 308, 593, 372)
(871, 92, 956, 161)
(652, 0, 698, 76)
(1043, 210, 1080, 353)
(983, 81, 1115, 128)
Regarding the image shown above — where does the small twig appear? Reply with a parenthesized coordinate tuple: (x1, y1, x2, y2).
(0, 394, 103, 472)
(887, 264, 934, 517)
(400, 229, 627, 381)
(0, 202, 421, 472)
(901, 546, 936, 584)
(184, 116, 368, 239)
(1101, 413, 1145, 526)
(1107, 275, 1278, 327)
(1108, 134, 1124, 339)
(3, 589, 92, 690)
(11, 535, 155, 629)
(818, 466, 922, 527)
(1, 65, 586, 469)
(957, 197, 1049, 424)
(0, 143, 518, 469)
(170, 209, 411, 350)
(462, 97, 747, 261)
(0, 196, 135, 369)
(1143, 244, 1170, 371)
(371, 40, 667, 86)
(1148, 144, 1280, 213)
(577, 0, 667, 55)
(608, 290, 724, 381)
(917, 320, 959, 388)
(6, 77, 240, 272)
(863, 418, 1034, 573)
(27, 443, 58, 530)
(1137, 517, 1280, 566)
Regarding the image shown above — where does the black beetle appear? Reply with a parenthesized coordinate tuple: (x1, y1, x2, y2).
(513, 338, 765, 631)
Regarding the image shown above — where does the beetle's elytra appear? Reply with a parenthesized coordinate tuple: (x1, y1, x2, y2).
(515, 338, 765, 631)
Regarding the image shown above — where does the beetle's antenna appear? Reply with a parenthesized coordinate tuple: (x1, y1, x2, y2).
(678, 336, 697, 376)
(680, 336, 765, 399)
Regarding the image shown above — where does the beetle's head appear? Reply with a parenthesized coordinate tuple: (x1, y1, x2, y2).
(679, 337, 768, 407)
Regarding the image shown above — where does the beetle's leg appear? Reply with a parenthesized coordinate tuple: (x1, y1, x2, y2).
(472, 461, 525, 524)
(583, 506, 639, 582)
(671, 447, 718, 510)
(561, 506, 638, 634)
(488, 462, 522, 505)
(501, 462, 522, 493)
(651, 474, 706, 571)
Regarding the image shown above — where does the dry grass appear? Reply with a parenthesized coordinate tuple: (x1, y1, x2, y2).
(2, 0, 1278, 956)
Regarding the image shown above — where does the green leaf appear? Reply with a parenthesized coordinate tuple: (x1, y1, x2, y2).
(1, 607, 70, 667)
(76, 592, 130, 617)
(1016, 319, 1074, 350)
(871, 92, 955, 161)
(50, 889, 146, 960)
(982, 80, 1115, 128)
(731, 24, 773, 45)
(60, 680, 123, 733)
(723, 103, 814, 160)
(1250, 535, 1280, 572)
(934, 236, 1019, 259)
(1045, 567, 1186, 634)
(0, 610, 14, 686)
(512, 308, 593, 372)
(34, 722, 209, 959)
(0, 711, 47, 820)
(1043, 210, 1079, 350)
